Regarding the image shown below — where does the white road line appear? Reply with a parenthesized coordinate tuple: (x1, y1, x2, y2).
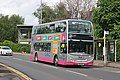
(41, 64, 58, 69)
(110, 71, 120, 73)
(12, 57, 58, 69)
(13, 58, 22, 61)
(66, 70, 88, 77)
(93, 68, 120, 74)
(66, 70, 103, 80)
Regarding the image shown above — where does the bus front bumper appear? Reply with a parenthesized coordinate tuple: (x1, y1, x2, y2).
(58, 60, 93, 66)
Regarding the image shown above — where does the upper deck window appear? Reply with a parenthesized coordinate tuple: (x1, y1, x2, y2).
(68, 21, 92, 34)
(55, 22, 66, 33)
(35, 21, 67, 34)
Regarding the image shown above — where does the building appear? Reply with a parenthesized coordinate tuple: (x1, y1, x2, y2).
(17, 25, 33, 44)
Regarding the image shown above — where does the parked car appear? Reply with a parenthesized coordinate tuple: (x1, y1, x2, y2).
(0, 46, 13, 56)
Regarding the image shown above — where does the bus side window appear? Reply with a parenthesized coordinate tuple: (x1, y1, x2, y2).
(47, 43, 51, 52)
(39, 43, 51, 52)
(55, 22, 66, 33)
(32, 26, 37, 34)
(56, 25, 61, 32)
(37, 27, 42, 34)
(34, 43, 39, 51)
(50, 24, 55, 33)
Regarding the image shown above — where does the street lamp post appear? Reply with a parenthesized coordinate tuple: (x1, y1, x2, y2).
(40, 0, 42, 24)
(103, 30, 109, 66)
(115, 40, 117, 62)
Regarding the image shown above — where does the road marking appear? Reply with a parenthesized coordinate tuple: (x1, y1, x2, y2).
(109, 71, 120, 73)
(12, 57, 102, 80)
(2, 57, 103, 80)
(0, 63, 32, 80)
(66, 70, 104, 80)
(13, 57, 58, 69)
(66, 70, 88, 77)
(93, 68, 120, 74)
(41, 64, 58, 69)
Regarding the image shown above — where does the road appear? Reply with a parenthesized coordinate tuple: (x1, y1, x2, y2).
(0, 53, 120, 80)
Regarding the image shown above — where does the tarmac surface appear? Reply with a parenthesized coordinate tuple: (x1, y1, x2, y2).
(0, 53, 120, 80)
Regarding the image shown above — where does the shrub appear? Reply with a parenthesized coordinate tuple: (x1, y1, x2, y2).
(116, 40, 120, 61)
(0, 40, 31, 53)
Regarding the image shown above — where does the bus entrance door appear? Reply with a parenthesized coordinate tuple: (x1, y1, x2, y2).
(52, 41, 59, 55)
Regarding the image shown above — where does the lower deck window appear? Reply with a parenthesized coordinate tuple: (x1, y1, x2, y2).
(34, 42, 51, 52)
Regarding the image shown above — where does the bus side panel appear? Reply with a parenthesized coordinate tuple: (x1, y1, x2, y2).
(57, 54, 67, 65)
(37, 52, 53, 63)
(29, 51, 54, 63)
(29, 54, 34, 61)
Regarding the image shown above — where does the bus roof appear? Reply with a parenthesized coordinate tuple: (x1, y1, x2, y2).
(34, 19, 92, 27)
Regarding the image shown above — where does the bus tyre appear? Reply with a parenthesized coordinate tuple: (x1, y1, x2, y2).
(54, 56, 58, 66)
(34, 54, 38, 62)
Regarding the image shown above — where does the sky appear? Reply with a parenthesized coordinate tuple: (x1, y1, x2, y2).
(0, 0, 59, 25)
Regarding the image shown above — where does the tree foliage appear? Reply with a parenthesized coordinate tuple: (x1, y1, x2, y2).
(64, 0, 95, 19)
(93, 0, 120, 38)
(34, 4, 55, 23)
(33, 3, 69, 23)
(54, 2, 69, 20)
(0, 14, 24, 42)
(34, 0, 95, 23)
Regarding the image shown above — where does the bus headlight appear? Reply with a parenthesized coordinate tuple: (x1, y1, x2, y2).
(88, 55, 91, 57)
(70, 57, 74, 62)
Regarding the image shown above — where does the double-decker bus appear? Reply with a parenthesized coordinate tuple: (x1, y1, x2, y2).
(30, 19, 94, 66)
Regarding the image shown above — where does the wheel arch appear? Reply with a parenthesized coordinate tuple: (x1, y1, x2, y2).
(53, 54, 58, 61)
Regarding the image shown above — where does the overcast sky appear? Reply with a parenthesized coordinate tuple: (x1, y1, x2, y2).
(0, 0, 59, 25)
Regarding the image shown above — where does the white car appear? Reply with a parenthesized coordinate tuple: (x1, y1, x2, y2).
(0, 46, 13, 56)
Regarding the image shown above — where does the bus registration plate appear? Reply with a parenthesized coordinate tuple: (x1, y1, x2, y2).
(78, 63, 84, 65)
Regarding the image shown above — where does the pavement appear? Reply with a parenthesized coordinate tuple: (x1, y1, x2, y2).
(94, 60, 120, 69)
(0, 64, 22, 80)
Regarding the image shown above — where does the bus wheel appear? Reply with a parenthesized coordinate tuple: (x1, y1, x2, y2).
(54, 56, 58, 66)
(34, 53, 38, 62)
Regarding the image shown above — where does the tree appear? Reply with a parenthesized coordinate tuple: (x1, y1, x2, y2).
(54, 2, 69, 20)
(34, 0, 96, 23)
(33, 3, 69, 23)
(93, 0, 120, 38)
(0, 14, 24, 42)
(34, 4, 56, 23)
(64, 0, 95, 20)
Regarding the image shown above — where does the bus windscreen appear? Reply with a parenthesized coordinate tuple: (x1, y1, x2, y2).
(68, 21, 92, 34)
(68, 41, 93, 55)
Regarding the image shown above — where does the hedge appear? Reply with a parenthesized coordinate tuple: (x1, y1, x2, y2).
(0, 40, 31, 53)
(116, 39, 120, 61)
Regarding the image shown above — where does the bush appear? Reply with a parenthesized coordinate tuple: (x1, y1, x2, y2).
(116, 40, 120, 61)
(0, 40, 31, 53)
